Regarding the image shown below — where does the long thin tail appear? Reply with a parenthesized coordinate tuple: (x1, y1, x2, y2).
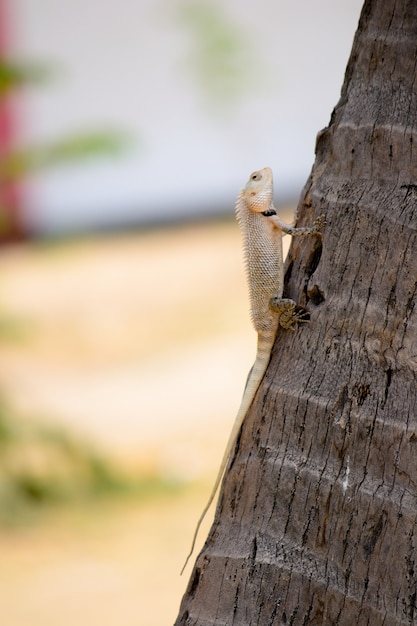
(180, 330, 274, 575)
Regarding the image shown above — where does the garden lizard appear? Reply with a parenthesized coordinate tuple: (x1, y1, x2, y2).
(181, 167, 324, 574)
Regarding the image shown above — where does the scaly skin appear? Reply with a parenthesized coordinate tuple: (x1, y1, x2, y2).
(181, 167, 324, 574)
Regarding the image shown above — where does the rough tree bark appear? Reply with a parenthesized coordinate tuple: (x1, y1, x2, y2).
(175, 1, 417, 624)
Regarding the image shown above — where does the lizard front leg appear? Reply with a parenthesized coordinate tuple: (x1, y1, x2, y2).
(269, 296, 309, 330)
(264, 213, 326, 237)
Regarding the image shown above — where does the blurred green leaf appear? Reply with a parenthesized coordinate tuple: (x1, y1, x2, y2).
(0, 310, 32, 343)
(0, 130, 130, 181)
(0, 397, 183, 526)
(176, 1, 256, 107)
(0, 57, 133, 240)
(0, 60, 54, 97)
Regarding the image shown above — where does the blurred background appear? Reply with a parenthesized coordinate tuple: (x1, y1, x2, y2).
(0, 1, 362, 624)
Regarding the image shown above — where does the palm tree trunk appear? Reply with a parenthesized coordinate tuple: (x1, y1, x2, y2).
(176, 0, 417, 623)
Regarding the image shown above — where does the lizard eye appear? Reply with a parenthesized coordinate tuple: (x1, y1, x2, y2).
(250, 172, 261, 181)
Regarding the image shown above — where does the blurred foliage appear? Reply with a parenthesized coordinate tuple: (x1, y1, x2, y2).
(0, 59, 53, 96)
(0, 310, 31, 343)
(176, 1, 257, 107)
(0, 57, 129, 238)
(1, 130, 129, 181)
(0, 397, 180, 527)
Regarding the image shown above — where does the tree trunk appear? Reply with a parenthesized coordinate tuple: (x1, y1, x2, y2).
(175, 1, 417, 623)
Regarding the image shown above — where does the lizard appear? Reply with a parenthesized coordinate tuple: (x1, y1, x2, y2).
(181, 167, 324, 574)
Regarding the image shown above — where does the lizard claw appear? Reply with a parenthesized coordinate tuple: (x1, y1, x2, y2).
(269, 297, 310, 330)
(313, 214, 326, 233)
(280, 306, 310, 330)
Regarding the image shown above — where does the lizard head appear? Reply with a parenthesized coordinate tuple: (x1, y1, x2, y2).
(242, 167, 274, 214)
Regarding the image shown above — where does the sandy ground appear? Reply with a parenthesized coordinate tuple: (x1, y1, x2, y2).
(0, 218, 292, 625)
(0, 489, 215, 626)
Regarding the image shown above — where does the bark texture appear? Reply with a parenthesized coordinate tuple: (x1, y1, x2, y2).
(176, 1, 417, 623)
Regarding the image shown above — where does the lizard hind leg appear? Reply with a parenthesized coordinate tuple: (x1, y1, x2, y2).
(269, 296, 310, 330)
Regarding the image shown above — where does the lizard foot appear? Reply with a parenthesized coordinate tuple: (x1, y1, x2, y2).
(313, 214, 326, 233)
(269, 297, 309, 330)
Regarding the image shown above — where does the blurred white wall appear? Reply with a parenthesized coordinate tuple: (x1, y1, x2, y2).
(12, 0, 363, 233)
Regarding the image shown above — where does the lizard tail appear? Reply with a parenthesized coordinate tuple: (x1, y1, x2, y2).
(180, 329, 274, 575)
